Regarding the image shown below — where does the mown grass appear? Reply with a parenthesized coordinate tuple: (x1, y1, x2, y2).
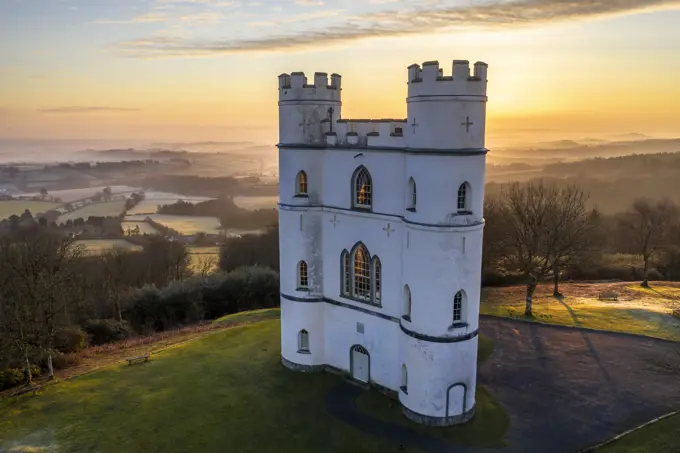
(0, 311, 505, 453)
(599, 412, 680, 453)
(481, 283, 680, 342)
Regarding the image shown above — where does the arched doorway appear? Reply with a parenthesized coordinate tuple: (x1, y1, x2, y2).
(350, 345, 370, 383)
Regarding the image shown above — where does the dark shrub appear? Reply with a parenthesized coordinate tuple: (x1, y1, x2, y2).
(83, 318, 133, 346)
(54, 327, 89, 353)
(124, 265, 279, 332)
(0, 368, 24, 390)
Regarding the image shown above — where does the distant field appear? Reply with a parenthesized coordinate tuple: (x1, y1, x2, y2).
(0, 200, 62, 219)
(74, 239, 143, 255)
(20, 185, 140, 203)
(233, 195, 278, 211)
(124, 214, 221, 235)
(58, 200, 127, 223)
(121, 221, 159, 235)
(481, 282, 680, 341)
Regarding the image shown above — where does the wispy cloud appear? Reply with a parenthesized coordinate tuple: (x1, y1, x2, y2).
(249, 10, 342, 27)
(38, 106, 141, 113)
(295, 0, 324, 6)
(112, 0, 680, 58)
(93, 13, 168, 24)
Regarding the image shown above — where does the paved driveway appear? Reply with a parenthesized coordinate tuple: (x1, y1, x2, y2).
(479, 317, 680, 452)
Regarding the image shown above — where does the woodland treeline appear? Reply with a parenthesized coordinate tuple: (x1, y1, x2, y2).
(0, 228, 279, 391)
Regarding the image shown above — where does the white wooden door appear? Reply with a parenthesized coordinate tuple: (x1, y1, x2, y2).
(352, 346, 369, 383)
(447, 384, 465, 417)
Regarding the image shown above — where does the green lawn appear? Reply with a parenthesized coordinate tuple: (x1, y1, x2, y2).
(599, 412, 680, 453)
(0, 313, 505, 453)
(481, 282, 680, 342)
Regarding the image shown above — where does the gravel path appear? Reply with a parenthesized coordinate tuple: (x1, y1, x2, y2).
(326, 317, 680, 453)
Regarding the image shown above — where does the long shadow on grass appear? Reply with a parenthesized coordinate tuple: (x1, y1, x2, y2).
(325, 382, 496, 453)
(555, 295, 617, 394)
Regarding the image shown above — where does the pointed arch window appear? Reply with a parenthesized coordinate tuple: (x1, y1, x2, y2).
(342, 243, 381, 305)
(407, 177, 416, 211)
(372, 257, 381, 303)
(298, 260, 308, 290)
(401, 364, 408, 394)
(403, 285, 412, 321)
(352, 166, 372, 210)
(341, 250, 350, 296)
(453, 291, 464, 322)
(296, 170, 308, 196)
(298, 329, 310, 353)
(352, 244, 371, 300)
(457, 182, 470, 212)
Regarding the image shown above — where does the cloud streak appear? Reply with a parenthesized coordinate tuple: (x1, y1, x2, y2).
(38, 106, 141, 113)
(112, 0, 680, 58)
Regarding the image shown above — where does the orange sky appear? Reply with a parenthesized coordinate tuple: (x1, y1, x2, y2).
(1, 1, 679, 147)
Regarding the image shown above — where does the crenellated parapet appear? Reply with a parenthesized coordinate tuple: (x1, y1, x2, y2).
(407, 60, 487, 98)
(279, 72, 342, 103)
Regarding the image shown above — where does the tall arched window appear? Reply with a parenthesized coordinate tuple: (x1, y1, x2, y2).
(401, 364, 408, 393)
(296, 170, 308, 195)
(298, 329, 310, 352)
(341, 250, 350, 295)
(298, 260, 308, 289)
(352, 244, 371, 300)
(403, 285, 412, 320)
(407, 177, 416, 211)
(457, 182, 470, 212)
(372, 257, 381, 302)
(352, 166, 372, 209)
(453, 291, 464, 323)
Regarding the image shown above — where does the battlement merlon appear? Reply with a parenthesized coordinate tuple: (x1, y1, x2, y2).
(407, 60, 488, 98)
(278, 72, 342, 103)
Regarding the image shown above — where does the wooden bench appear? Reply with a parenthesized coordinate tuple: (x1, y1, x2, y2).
(598, 291, 618, 301)
(126, 353, 151, 365)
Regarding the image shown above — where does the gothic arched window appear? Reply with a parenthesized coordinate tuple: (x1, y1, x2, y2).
(340, 250, 350, 296)
(457, 182, 470, 212)
(352, 244, 371, 301)
(453, 291, 464, 323)
(403, 285, 412, 320)
(372, 257, 381, 302)
(407, 177, 416, 211)
(298, 329, 310, 353)
(298, 260, 308, 289)
(401, 364, 408, 393)
(352, 166, 372, 209)
(296, 170, 308, 195)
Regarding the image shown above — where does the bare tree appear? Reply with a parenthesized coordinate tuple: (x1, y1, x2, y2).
(619, 199, 679, 287)
(0, 233, 83, 383)
(499, 182, 594, 316)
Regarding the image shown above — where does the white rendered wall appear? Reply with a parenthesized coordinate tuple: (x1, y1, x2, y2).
(281, 298, 326, 367)
(323, 303, 401, 390)
(399, 335, 479, 418)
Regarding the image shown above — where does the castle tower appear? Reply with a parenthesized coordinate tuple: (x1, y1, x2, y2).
(399, 60, 487, 425)
(278, 59, 488, 427)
